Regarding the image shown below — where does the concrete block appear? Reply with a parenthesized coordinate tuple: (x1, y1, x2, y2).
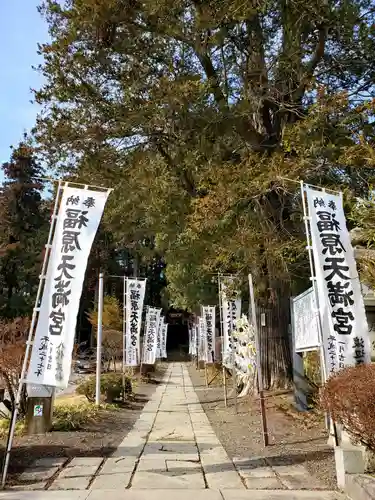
(143, 441, 199, 461)
(86, 489, 222, 500)
(204, 470, 244, 489)
(19, 467, 59, 482)
(335, 446, 365, 489)
(221, 491, 349, 500)
(244, 477, 284, 489)
(49, 477, 91, 490)
(136, 459, 168, 472)
(90, 472, 132, 490)
(8, 482, 47, 491)
(130, 471, 205, 489)
(279, 474, 327, 490)
(345, 473, 375, 500)
(166, 461, 202, 472)
(272, 464, 308, 476)
(32, 458, 68, 468)
(99, 457, 136, 475)
(68, 458, 103, 468)
(59, 466, 99, 478)
(0, 492, 90, 499)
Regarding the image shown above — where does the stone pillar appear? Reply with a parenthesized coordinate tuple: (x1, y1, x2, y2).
(26, 384, 54, 435)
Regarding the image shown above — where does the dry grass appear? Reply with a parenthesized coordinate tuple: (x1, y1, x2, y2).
(54, 394, 87, 407)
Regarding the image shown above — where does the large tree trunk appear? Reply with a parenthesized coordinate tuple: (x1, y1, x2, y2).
(256, 293, 292, 390)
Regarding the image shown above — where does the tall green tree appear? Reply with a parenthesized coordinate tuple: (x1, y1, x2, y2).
(33, 0, 375, 386)
(0, 140, 49, 317)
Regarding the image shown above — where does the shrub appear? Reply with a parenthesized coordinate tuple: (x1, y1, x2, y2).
(0, 418, 25, 438)
(76, 373, 133, 403)
(0, 317, 30, 415)
(52, 403, 100, 431)
(320, 364, 375, 451)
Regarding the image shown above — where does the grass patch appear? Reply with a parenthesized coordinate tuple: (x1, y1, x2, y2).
(52, 402, 101, 431)
(55, 394, 87, 406)
(76, 373, 133, 403)
(0, 418, 25, 438)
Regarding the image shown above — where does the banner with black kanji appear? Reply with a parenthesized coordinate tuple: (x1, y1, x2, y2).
(306, 186, 371, 374)
(142, 307, 160, 365)
(26, 186, 110, 388)
(220, 278, 241, 369)
(125, 279, 146, 366)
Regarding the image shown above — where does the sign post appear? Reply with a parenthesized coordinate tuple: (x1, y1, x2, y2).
(95, 272, 104, 405)
(248, 273, 269, 447)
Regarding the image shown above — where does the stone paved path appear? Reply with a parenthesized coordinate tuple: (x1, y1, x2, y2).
(0, 363, 348, 499)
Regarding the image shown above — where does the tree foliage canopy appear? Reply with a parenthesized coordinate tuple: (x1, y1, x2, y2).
(34, 0, 375, 308)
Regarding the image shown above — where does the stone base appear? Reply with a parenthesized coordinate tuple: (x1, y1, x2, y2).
(334, 446, 365, 489)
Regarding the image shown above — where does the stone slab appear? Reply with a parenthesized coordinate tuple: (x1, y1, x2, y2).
(99, 457, 136, 474)
(143, 442, 199, 461)
(19, 467, 59, 482)
(0, 492, 90, 500)
(346, 473, 375, 500)
(279, 475, 327, 490)
(49, 477, 91, 490)
(236, 465, 276, 479)
(166, 461, 202, 471)
(221, 491, 348, 500)
(59, 465, 99, 478)
(8, 482, 47, 491)
(204, 471, 245, 490)
(244, 477, 285, 489)
(271, 464, 309, 476)
(90, 472, 132, 489)
(32, 457, 68, 468)
(69, 458, 103, 468)
(136, 459, 168, 472)
(111, 444, 145, 458)
(131, 471, 205, 489)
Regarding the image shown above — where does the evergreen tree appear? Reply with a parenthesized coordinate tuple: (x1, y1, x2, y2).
(0, 140, 49, 317)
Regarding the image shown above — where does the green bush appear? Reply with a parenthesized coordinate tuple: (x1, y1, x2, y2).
(52, 402, 100, 431)
(76, 373, 133, 403)
(0, 418, 25, 438)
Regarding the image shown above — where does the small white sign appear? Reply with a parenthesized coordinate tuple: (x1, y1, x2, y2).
(292, 288, 320, 352)
(33, 404, 43, 417)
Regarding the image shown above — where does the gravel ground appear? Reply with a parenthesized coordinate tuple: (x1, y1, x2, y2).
(0, 368, 166, 484)
(188, 364, 337, 490)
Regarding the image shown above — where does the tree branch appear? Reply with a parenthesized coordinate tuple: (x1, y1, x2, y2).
(292, 25, 328, 102)
(155, 143, 198, 197)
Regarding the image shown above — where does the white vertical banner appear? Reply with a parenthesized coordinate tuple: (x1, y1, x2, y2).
(198, 316, 208, 362)
(220, 278, 241, 368)
(188, 328, 193, 354)
(125, 279, 146, 366)
(162, 323, 168, 358)
(203, 306, 216, 363)
(26, 186, 110, 388)
(306, 186, 371, 374)
(156, 313, 163, 359)
(191, 324, 197, 356)
(142, 308, 161, 365)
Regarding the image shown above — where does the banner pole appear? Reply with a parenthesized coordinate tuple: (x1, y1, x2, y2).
(249, 273, 269, 446)
(122, 275, 126, 401)
(218, 275, 228, 407)
(1, 180, 63, 489)
(300, 182, 338, 445)
(141, 306, 148, 370)
(300, 181, 327, 385)
(95, 272, 104, 406)
(194, 317, 199, 370)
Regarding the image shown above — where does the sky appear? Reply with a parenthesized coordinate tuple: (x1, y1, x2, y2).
(0, 1, 49, 180)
